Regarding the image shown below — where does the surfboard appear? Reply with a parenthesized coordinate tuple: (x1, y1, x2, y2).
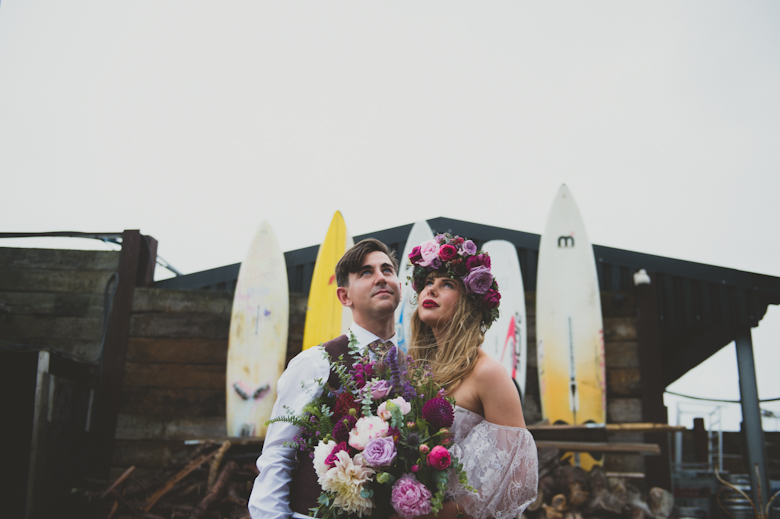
(480, 240, 527, 402)
(394, 220, 434, 353)
(536, 184, 606, 470)
(226, 221, 289, 438)
(302, 211, 354, 350)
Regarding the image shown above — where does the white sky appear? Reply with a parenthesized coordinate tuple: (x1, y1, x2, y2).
(1, 1, 778, 431)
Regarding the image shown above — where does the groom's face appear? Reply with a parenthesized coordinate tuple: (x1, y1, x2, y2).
(339, 251, 401, 321)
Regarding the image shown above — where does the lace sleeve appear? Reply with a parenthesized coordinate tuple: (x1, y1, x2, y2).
(447, 422, 538, 519)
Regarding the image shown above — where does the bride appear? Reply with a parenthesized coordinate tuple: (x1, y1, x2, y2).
(398, 234, 538, 519)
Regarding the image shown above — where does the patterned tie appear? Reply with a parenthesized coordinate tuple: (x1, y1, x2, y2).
(367, 339, 394, 359)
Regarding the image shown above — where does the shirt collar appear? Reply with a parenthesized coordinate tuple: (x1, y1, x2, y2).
(349, 322, 398, 350)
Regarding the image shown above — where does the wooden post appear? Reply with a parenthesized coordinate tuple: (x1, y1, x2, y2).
(636, 272, 672, 489)
(692, 418, 708, 463)
(88, 230, 155, 478)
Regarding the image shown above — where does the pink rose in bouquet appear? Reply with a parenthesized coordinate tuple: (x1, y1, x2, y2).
(348, 416, 389, 450)
(391, 474, 433, 519)
(426, 445, 451, 470)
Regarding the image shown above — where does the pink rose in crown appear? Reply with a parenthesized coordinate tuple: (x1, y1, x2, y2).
(438, 244, 457, 262)
(426, 445, 451, 470)
(483, 288, 501, 309)
(418, 240, 440, 268)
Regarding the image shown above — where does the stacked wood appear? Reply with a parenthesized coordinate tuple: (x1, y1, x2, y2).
(87, 441, 256, 519)
(526, 447, 675, 519)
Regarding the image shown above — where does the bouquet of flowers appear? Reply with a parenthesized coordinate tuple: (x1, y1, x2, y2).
(269, 335, 472, 519)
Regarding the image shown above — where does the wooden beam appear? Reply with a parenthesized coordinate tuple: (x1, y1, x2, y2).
(89, 230, 142, 478)
(636, 272, 672, 489)
(528, 423, 685, 433)
(534, 441, 661, 455)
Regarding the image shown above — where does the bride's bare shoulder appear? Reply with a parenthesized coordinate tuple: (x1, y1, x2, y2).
(472, 350, 526, 427)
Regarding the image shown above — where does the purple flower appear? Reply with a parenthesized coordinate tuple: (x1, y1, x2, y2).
(462, 265, 494, 295)
(362, 436, 397, 467)
(460, 240, 477, 256)
(391, 474, 432, 519)
(429, 256, 441, 270)
(434, 234, 446, 242)
(371, 380, 392, 399)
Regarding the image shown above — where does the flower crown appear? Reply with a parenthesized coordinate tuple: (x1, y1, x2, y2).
(408, 233, 500, 328)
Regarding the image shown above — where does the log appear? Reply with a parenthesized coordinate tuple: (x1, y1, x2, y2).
(533, 441, 660, 455)
(129, 313, 230, 339)
(0, 247, 119, 271)
(132, 288, 232, 315)
(126, 338, 227, 364)
(101, 466, 136, 499)
(647, 487, 674, 519)
(188, 460, 237, 519)
(123, 362, 226, 389)
(207, 441, 232, 489)
(144, 450, 218, 512)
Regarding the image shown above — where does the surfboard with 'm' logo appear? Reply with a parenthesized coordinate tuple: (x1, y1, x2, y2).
(536, 184, 606, 470)
(302, 211, 354, 350)
(226, 221, 289, 438)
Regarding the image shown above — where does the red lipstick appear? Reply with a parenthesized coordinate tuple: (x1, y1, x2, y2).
(422, 299, 439, 308)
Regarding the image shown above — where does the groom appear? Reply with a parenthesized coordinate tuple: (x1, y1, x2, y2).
(248, 238, 402, 519)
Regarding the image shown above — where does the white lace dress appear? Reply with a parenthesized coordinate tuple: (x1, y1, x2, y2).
(447, 406, 539, 519)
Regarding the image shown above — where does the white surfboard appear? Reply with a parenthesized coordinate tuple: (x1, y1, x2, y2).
(226, 221, 290, 438)
(394, 221, 434, 353)
(536, 184, 606, 469)
(480, 240, 527, 401)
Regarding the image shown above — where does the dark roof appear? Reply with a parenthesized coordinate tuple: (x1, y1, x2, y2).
(155, 217, 780, 386)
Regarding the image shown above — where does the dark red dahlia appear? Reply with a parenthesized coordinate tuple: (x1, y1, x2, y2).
(421, 397, 454, 430)
(333, 415, 357, 443)
(333, 392, 358, 419)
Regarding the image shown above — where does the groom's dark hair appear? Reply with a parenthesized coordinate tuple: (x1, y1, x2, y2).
(335, 238, 398, 288)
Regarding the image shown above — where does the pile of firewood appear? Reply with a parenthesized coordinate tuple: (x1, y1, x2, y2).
(525, 447, 675, 519)
(87, 441, 256, 519)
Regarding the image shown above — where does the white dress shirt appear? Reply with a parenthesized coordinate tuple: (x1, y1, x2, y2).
(248, 324, 397, 519)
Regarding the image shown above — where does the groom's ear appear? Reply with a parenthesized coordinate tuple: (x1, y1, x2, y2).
(336, 286, 351, 308)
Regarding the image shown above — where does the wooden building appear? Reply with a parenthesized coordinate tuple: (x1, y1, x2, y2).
(2, 219, 779, 517)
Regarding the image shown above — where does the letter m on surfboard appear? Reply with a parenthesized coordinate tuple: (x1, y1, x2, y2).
(558, 235, 575, 248)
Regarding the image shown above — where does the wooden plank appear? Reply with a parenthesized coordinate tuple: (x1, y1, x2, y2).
(123, 362, 225, 389)
(115, 415, 226, 440)
(0, 269, 117, 294)
(120, 387, 225, 417)
(607, 368, 642, 397)
(1, 315, 103, 341)
(0, 247, 119, 271)
(607, 398, 643, 423)
(126, 338, 227, 364)
(533, 441, 660, 455)
(0, 292, 106, 317)
(604, 454, 645, 473)
(528, 423, 685, 433)
(132, 287, 232, 314)
(605, 341, 639, 368)
(603, 317, 637, 341)
(129, 313, 230, 339)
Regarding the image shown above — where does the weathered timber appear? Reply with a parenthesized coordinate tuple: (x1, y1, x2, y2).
(144, 450, 219, 511)
(120, 388, 225, 417)
(601, 293, 637, 317)
(603, 317, 637, 341)
(607, 398, 643, 423)
(115, 415, 226, 440)
(189, 460, 236, 519)
(112, 440, 196, 468)
(604, 454, 646, 474)
(607, 369, 642, 397)
(0, 315, 103, 341)
(126, 338, 227, 364)
(0, 247, 119, 271)
(123, 362, 225, 389)
(0, 268, 118, 293)
(129, 313, 230, 339)
(528, 423, 685, 433)
(533, 441, 660, 455)
(101, 466, 136, 499)
(132, 288, 232, 315)
(605, 342, 640, 368)
(0, 291, 107, 317)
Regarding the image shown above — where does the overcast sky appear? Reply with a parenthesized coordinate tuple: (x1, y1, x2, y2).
(1, 1, 778, 431)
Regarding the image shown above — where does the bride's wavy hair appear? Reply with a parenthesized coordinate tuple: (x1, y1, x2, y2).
(408, 271, 486, 390)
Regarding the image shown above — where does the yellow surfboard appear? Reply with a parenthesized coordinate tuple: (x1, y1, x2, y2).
(536, 185, 606, 470)
(302, 211, 354, 350)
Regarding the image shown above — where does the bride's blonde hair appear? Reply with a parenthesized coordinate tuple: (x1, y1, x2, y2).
(408, 272, 486, 390)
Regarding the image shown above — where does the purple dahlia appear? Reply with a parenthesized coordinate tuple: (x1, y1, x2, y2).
(421, 397, 454, 430)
